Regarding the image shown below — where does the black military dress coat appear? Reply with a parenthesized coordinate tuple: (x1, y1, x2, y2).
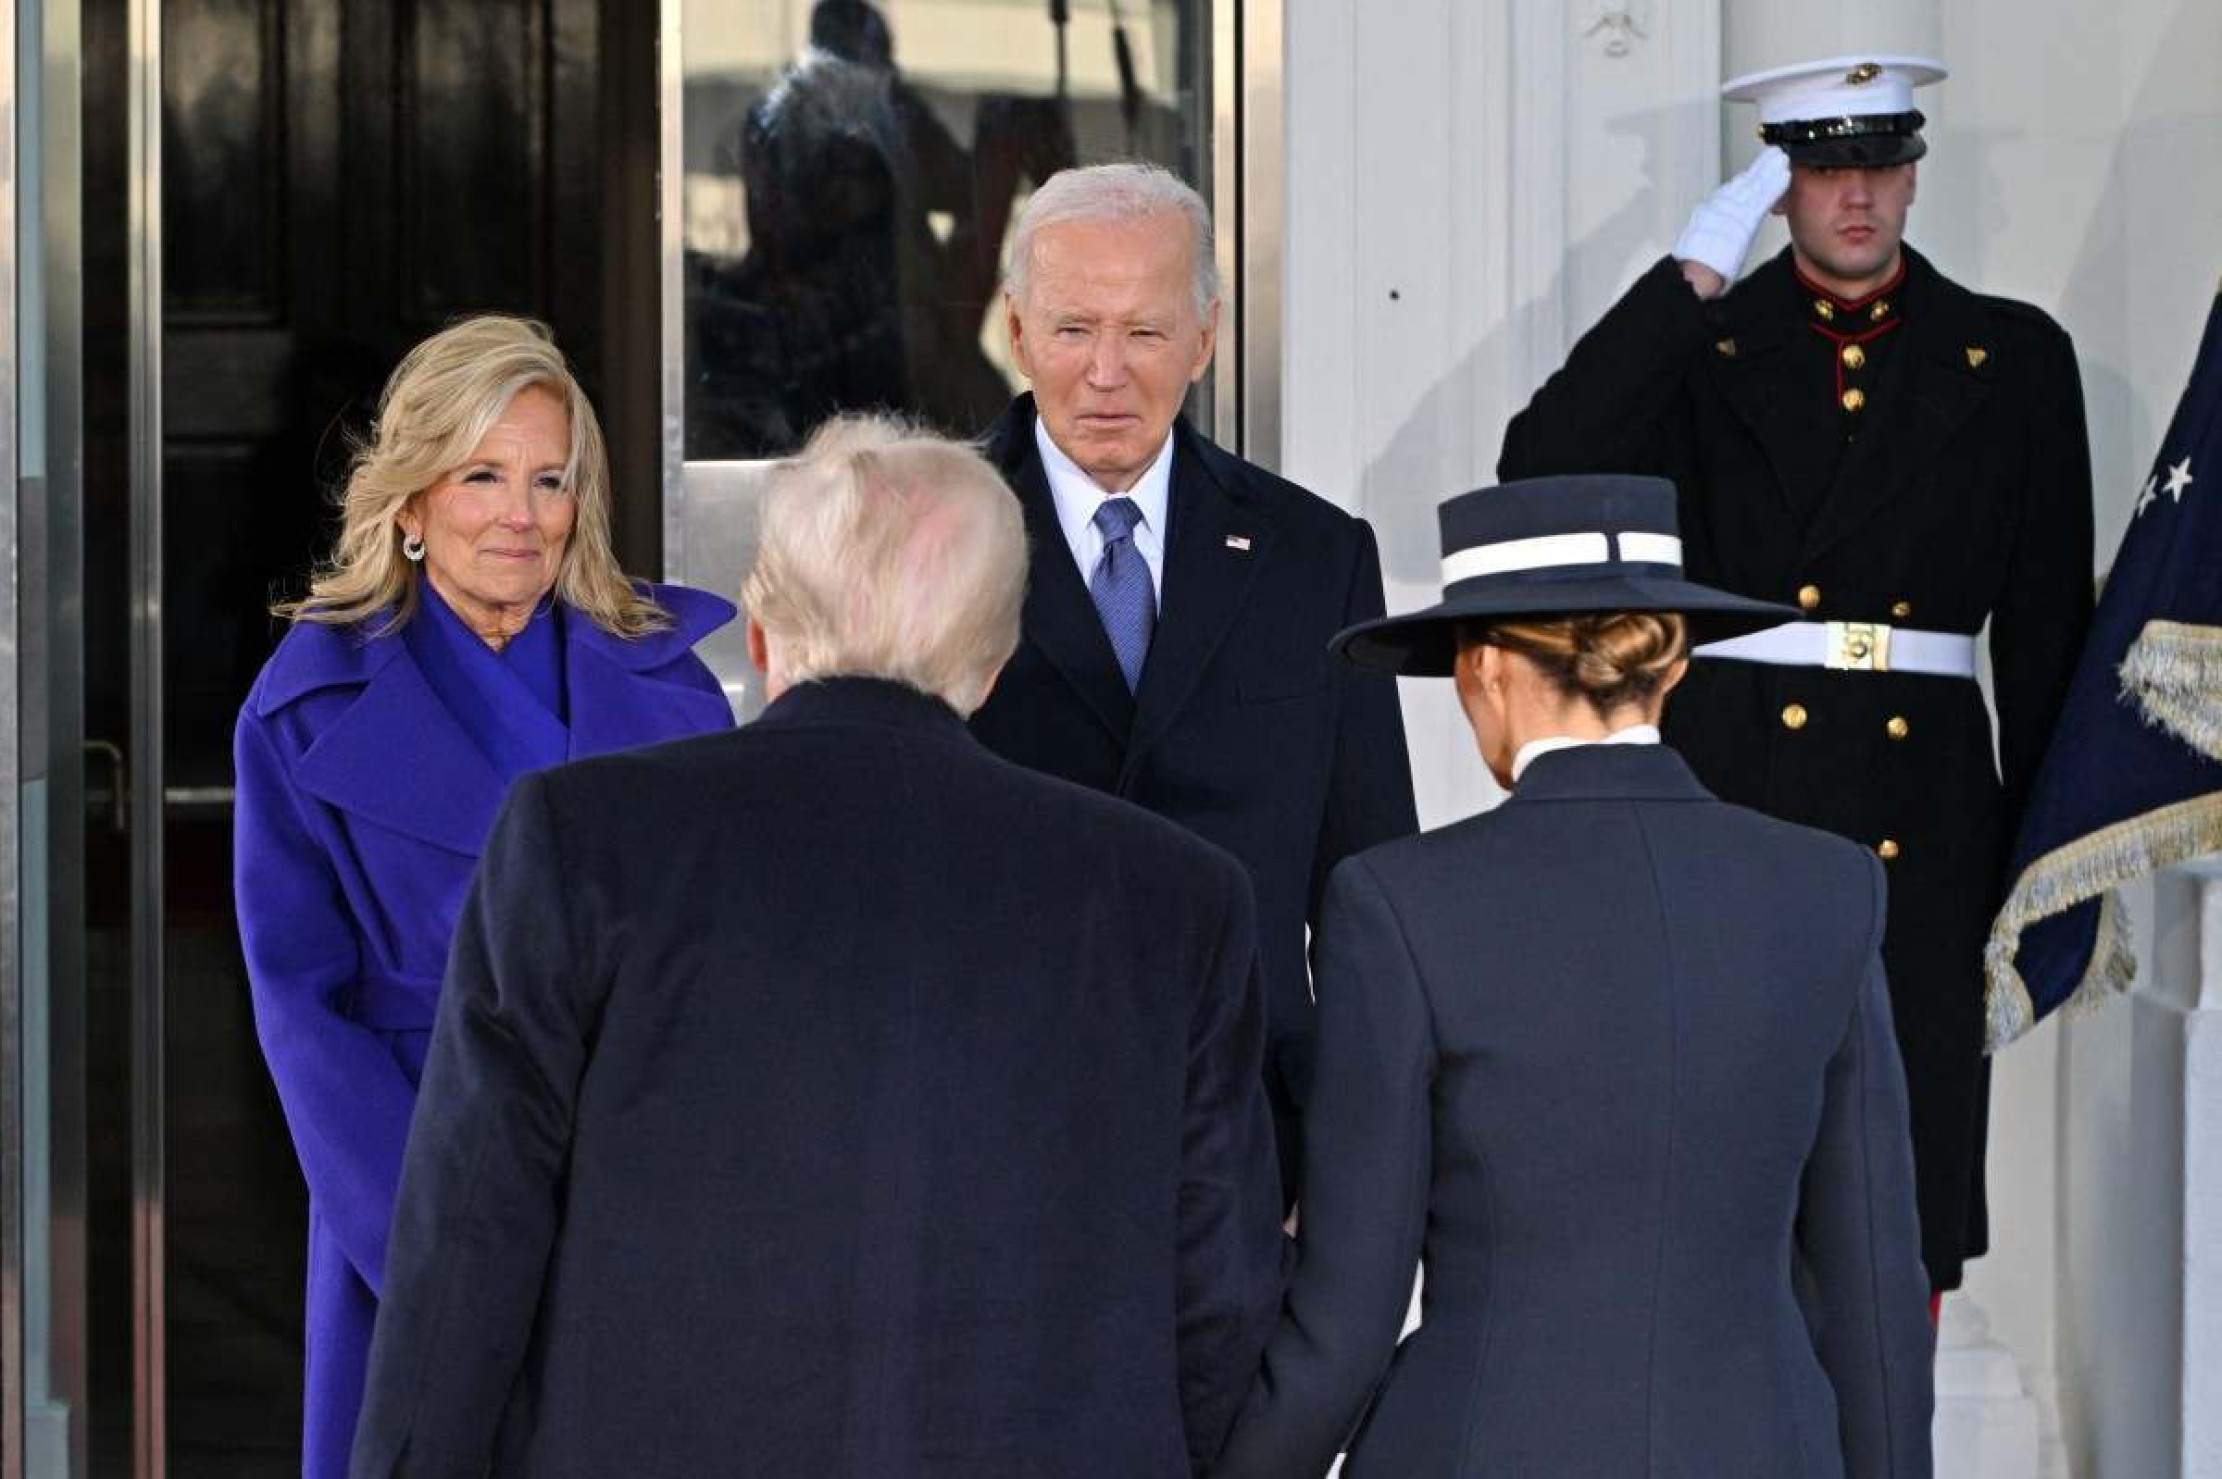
(1500, 247, 2094, 1289)
(972, 395, 1418, 1206)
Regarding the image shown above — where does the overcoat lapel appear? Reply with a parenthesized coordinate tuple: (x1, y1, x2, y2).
(565, 625, 735, 758)
(986, 398, 1138, 744)
(1708, 259, 1818, 535)
(293, 647, 508, 859)
(289, 594, 733, 858)
(1801, 251, 1996, 562)
(1124, 427, 1274, 771)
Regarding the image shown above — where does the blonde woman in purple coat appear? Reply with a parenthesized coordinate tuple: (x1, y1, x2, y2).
(232, 316, 734, 1478)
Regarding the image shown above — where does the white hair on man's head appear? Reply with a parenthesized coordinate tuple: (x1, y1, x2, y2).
(743, 415, 1027, 716)
(1005, 162, 1219, 315)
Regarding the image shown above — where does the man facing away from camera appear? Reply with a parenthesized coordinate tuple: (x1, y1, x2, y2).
(348, 416, 1284, 1479)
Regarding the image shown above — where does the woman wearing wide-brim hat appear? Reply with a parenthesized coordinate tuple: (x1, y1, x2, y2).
(1210, 474, 1934, 1478)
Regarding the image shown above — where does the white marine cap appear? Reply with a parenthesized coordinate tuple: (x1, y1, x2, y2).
(1722, 55, 1948, 166)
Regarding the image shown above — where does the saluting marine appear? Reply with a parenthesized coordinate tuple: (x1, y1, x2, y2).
(1499, 55, 2094, 1294)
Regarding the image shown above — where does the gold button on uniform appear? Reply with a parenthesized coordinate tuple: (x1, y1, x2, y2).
(1891, 600, 1913, 619)
(1886, 716, 1911, 740)
(1871, 300, 1892, 322)
(1781, 703, 1809, 731)
(1797, 584, 1822, 611)
(1841, 343, 1867, 370)
(1815, 299, 1836, 321)
(1841, 388, 1867, 413)
(1877, 839, 1902, 861)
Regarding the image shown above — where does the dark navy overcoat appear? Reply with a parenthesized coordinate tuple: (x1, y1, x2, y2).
(970, 395, 1418, 1207)
(232, 583, 734, 1479)
(347, 678, 1285, 1478)
(1212, 743, 1934, 1478)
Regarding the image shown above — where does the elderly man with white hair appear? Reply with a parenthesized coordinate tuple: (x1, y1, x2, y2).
(971, 164, 1417, 1211)
(350, 416, 1286, 1479)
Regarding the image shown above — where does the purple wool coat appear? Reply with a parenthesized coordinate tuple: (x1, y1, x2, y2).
(232, 583, 735, 1479)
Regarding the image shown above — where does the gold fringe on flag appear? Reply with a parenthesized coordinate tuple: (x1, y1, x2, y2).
(1982, 619, 2222, 1051)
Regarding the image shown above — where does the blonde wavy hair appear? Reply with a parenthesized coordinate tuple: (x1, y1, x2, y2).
(1463, 612, 1689, 715)
(743, 414, 1026, 716)
(278, 315, 668, 637)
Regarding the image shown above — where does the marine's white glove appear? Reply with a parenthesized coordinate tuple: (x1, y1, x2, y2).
(1672, 146, 1791, 283)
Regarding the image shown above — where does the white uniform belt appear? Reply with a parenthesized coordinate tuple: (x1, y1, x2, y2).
(1694, 620, 1978, 679)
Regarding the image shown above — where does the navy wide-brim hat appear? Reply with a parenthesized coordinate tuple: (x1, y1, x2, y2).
(1332, 474, 1797, 677)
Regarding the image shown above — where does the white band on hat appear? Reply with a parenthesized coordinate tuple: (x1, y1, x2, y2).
(1618, 533, 1684, 567)
(1441, 531, 1683, 587)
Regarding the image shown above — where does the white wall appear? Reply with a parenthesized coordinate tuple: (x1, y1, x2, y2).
(1284, 0, 1719, 829)
(1280, 2, 2222, 1475)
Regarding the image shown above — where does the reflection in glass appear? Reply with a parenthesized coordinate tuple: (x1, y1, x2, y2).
(682, 0, 1212, 458)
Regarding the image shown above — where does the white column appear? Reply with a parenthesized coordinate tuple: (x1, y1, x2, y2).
(2085, 859, 2222, 1478)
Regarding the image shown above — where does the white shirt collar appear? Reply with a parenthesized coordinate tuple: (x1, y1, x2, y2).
(1511, 724, 1661, 784)
(1036, 416, 1174, 604)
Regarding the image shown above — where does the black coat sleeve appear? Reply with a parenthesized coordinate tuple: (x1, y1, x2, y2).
(1211, 857, 1435, 1479)
(1497, 255, 1710, 483)
(1796, 853, 1935, 1479)
(1989, 323, 2095, 829)
(348, 774, 598, 1479)
(1178, 863, 1295, 1474)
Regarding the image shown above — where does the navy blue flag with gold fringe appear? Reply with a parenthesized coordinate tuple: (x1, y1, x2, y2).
(1986, 290, 2222, 1049)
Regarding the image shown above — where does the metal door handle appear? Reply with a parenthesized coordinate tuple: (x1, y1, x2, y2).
(85, 738, 128, 832)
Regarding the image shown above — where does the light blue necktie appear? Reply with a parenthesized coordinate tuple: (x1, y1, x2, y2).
(1089, 496, 1156, 692)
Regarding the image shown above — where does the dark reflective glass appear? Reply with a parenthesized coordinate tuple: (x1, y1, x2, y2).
(682, 0, 1214, 458)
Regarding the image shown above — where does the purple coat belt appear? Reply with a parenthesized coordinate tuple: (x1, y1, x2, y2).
(231, 583, 735, 1479)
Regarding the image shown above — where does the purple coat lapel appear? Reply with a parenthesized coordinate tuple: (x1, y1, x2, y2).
(566, 585, 739, 756)
(295, 647, 508, 857)
(261, 584, 736, 859)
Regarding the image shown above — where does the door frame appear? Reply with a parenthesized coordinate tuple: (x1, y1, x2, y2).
(6, 1, 91, 1476)
(123, 0, 163, 1469)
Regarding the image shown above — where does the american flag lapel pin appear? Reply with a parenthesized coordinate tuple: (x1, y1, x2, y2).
(1225, 534, 1252, 552)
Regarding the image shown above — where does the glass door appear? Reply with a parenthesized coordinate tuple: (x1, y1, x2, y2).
(663, 0, 1264, 714)
(14, 1, 670, 1474)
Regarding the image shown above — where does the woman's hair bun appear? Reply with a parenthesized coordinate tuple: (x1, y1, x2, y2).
(1464, 611, 1689, 712)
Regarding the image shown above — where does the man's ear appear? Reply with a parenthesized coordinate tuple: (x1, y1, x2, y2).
(1005, 293, 1035, 381)
(746, 617, 770, 676)
(1189, 297, 1222, 385)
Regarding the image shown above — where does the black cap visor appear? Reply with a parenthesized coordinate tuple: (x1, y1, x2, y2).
(1764, 109, 1927, 169)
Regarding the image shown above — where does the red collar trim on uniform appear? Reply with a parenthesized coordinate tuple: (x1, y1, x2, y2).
(1796, 258, 1908, 328)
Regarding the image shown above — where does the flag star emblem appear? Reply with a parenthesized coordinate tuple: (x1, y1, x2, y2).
(2135, 472, 2159, 518)
(2163, 457, 2195, 502)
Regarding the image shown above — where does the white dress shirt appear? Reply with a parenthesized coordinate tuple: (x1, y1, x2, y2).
(1510, 724, 1662, 784)
(1036, 417, 1173, 610)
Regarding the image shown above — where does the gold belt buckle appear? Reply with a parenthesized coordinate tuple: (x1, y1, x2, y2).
(1824, 620, 1893, 672)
